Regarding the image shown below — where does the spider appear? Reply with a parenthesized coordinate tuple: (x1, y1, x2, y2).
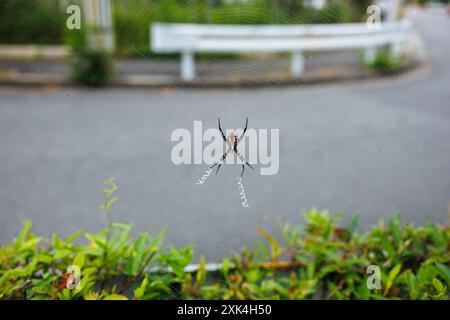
(210, 117, 254, 177)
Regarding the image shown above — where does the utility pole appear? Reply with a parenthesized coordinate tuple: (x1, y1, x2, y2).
(376, 0, 402, 21)
(82, 0, 115, 52)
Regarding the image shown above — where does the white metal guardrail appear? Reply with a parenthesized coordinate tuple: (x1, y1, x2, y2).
(151, 20, 413, 81)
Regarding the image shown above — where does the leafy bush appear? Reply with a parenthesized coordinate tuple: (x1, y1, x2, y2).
(0, 0, 374, 55)
(366, 51, 404, 74)
(64, 22, 113, 87)
(0, 0, 65, 44)
(70, 49, 113, 87)
(113, 0, 370, 57)
(299, 3, 355, 24)
(0, 179, 448, 300)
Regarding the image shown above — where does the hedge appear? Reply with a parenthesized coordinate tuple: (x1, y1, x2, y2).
(0, 178, 448, 300)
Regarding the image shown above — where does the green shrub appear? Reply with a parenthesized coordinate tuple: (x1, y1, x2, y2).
(113, 0, 370, 57)
(366, 51, 404, 74)
(70, 49, 113, 87)
(0, 180, 448, 300)
(64, 20, 114, 87)
(0, 0, 64, 44)
(0, 0, 373, 55)
(299, 3, 355, 24)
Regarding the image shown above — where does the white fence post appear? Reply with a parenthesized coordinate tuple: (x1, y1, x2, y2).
(82, 0, 115, 53)
(390, 41, 403, 58)
(364, 47, 377, 64)
(181, 51, 195, 81)
(290, 51, 304, 77)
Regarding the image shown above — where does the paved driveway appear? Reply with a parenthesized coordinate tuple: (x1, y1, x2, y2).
(0, 9, 449, 260)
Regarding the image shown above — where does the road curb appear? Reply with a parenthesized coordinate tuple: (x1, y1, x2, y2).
(0, 45, 69, 60)
(0, 37, 430, 90)
(0, 61, 425, 90)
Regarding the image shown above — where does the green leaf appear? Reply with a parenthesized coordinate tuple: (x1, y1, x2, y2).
(196, 256, 207, 285)
(432, 278, 445, 293)
(85, 234, 107, 250)
(15, 220, 32, 251)
(434, 263, 450, 284)
(102, 178, 118, 198)
(36, 253, 52, 264)
(150, 227, 167, 252)
(256, 226, 282, 262)
(243, 269, 261, 283)
(66, 228, 84, 244)
(126, 234, 148, 276)
(73, 252, 85, 269)
(384, 263, 402, 295)
(426, 222, 446, 248)
(134, 276, 149, 300)
(112, 223, 131, 231)
(221, 258, 230, 276)
(105, 197, 118, 210)
(59, 288, 73, 300)
(83, 291, 100, 300)
(346, 213, 360, 234)
(52, 234, 63, 249)
(21, 237, 42, 251)
(104, 294, 128, 300)
(404, 271, 418, 299)
(389, 212, 402, 245)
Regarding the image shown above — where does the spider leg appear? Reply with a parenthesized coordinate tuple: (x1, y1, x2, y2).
(210, 148, 231, 174)
(209, 160, 223, 174)
(218, 118, 227, 142)
(215, 163, 222, 175)
(237, 152, 254, 176)
(238, 117, 248, 142)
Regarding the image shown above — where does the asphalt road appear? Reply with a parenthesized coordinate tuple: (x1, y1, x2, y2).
(0, 9, 449, 261)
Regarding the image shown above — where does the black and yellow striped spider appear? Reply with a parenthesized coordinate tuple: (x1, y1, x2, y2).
(210, 117, 254, 177)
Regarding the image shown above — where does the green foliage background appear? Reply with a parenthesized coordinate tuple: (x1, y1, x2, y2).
(0, 0, 371, 56)
(0, 0, 64, 44)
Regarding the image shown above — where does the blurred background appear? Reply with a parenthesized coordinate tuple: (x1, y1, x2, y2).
(0, 0, 449, 261)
